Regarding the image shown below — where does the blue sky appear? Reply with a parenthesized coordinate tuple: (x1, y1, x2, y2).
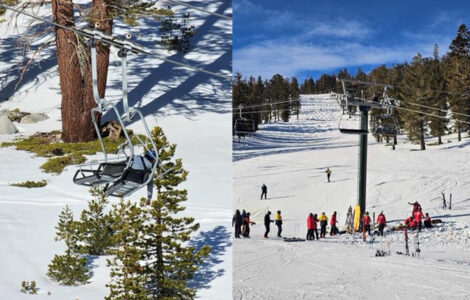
(233, 0, 470, 82)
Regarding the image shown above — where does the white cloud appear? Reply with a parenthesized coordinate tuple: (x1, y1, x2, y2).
(233, 40, 444, 78)
(305, 19, 371, 39)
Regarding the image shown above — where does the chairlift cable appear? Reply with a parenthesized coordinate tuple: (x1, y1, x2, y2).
(0, 3, 231, 81)
(337, 77, 470, 97)
(166, 0, 232, 20)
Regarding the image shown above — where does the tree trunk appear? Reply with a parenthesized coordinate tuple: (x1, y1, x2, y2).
(393, 135, 397, 145)
(52, 0, 112, 142)
(458, 123, 462, 142)
(438, 135, 442, 145)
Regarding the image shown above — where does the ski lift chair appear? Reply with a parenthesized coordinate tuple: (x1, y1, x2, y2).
(73, 29, 160, 197)
(339, 111, 368, 135)
(372, 115, 400, 136)
(234, 118, 255, 136)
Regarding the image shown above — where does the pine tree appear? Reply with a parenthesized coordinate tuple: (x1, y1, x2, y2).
(290, 77, 300, 119)
(428, 46, 448, 144)
(449, 24, 470, 58)
(106, 199, 147, 300)
(76, 187, 115, 255)
(141, 127, 210, 299)
(399, 53, 432, 150)
(47, 205, 90, 285)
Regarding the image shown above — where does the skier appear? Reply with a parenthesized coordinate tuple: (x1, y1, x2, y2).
(325, 168, 332, 183)
(318, 212, 328, 238)
(232, 209, 242, 238)
(414, 207, 424, 231)
(264, 211, 274, 238)
(243, 212, 256, 238)
(261, 183, 267, 199)
(330, 211, 338, 236)
(275, 210, 283, 237)
(306, 213, 317, 240)
(423, 213, 432, 228)
(377, 211, 386, 236)
(362, 212, 371, 235)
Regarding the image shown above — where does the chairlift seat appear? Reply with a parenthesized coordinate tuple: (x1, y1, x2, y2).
(104, 164, 152, 198)
(339, 128, 369, 135)
(234, 119, 255, 135)
(73, 160, 128, 187)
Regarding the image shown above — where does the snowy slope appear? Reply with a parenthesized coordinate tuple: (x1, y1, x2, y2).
(0, 1, 232, 299)
(233, 94, 470, 300)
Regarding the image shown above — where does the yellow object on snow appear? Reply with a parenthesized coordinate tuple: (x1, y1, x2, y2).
(353, 205, 361, 231)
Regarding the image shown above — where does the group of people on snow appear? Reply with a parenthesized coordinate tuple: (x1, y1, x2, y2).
(404, 201, 432, 231)
(232, 209, 256, 238)
(232, 209, 283, 239)
(263, 210, 283, 238)
(306, 211, 337, 240)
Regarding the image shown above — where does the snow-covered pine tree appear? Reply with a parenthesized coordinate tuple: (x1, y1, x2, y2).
(47, 205, 90, 285)
(141, 127, 210, 299)
(106, 199, 147, 300)
(76, 187, 115, 255)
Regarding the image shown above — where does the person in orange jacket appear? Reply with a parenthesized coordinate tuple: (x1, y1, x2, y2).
(377, 211, 386, 236)
(330, 211, 338, 236)
(362, 212, 371, 235)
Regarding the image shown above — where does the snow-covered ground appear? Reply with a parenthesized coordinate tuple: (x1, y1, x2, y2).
(233, 94, 470, 299)
(0, 1, 232, 299)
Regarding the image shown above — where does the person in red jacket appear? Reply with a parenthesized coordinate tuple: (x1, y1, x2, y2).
(242, 212, 256, 238)
(306, 213, 317, 240)
(330, 211, 338, 236)
(414, 208, 424, 231)
(362, 212, 371, 235)
(377, 211, 386, 236)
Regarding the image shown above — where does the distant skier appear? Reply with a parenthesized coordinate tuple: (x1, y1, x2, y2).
(232, 209, 243, 238)
(243, 212, 256, 238)
(318, 212, 328, 238)
(330, 211, 338, 236)
(261, 183, 268, 199)
(264, 211, 274, 238)
(275, 210, 283, 237)
(377, 211, 386, 236)
(306, 213, 318, 240)
(423, 213, 432, 228)
(362, 212, 371, 235)
(325, 168, 332, 183)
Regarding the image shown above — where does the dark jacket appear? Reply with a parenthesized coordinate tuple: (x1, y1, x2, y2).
(233, 212, 242, 226)
(264, 213, 272, 226)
